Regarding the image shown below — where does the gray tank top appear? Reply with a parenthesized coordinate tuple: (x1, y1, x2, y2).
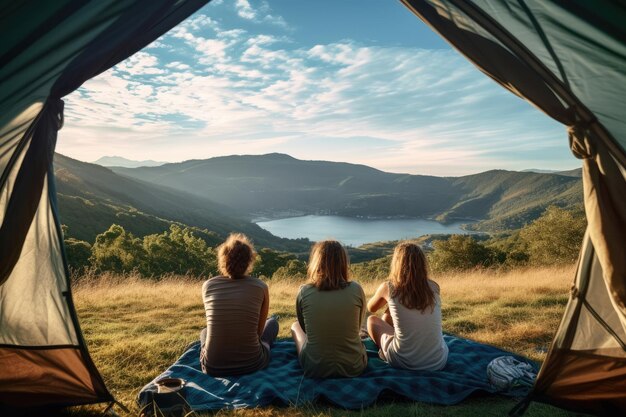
(201, 276, 269, 375)
(385, 281, 448, 370)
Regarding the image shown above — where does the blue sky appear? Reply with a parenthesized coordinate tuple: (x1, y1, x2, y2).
(59, 0, 579, 176)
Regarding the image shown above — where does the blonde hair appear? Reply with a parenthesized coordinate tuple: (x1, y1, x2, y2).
(307, 240, 349, 291)
(217, 233, 256, 278)
(388, 242, 435, 312)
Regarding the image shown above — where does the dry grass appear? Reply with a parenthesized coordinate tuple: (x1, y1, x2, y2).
(69, 266, 585, 416)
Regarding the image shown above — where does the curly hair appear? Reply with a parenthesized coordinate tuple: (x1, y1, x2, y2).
(308, 240, 350, 291)
(217, 233, 256, 278)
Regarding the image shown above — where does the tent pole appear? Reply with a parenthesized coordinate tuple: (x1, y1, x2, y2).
(103, 400, 129, 416)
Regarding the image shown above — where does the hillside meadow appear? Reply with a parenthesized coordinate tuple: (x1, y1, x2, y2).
(60, 265, 593, 417)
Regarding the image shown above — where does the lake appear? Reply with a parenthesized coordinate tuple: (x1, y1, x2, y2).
(256, 215, 473, 247)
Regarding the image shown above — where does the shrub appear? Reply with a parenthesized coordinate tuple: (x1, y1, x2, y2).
(253, 248, 299, 279)
(64, 238, 92, 272)
(271, 259, 307, 281)
(429, 235, 498, 271)
(518, 205, 586, 265)
(143, 224, 217, 277)
(90, 224, 145, 273)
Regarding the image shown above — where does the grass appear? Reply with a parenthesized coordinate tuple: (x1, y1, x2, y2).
(66, 266, 589, 416)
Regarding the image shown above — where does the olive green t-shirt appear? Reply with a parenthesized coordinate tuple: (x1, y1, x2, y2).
(296, 282, 367, 378)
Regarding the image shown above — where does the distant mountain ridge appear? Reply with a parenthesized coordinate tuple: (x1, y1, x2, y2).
(54, 154, 310, 252)
(93, 155, 166, 168)
(108, 153, 583, 232)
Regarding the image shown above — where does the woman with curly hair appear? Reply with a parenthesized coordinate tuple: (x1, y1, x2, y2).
(200, 233, 278, 376)
(291, 240, 367, 378)
(367, 242, 448, 371)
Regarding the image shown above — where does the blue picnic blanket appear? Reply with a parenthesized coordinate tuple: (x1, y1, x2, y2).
(137, 335, 538, 410)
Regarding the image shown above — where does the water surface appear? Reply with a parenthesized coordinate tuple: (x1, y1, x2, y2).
(256, 215, 473, 247)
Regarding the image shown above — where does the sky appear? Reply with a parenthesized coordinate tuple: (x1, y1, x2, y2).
(58, 0, 580, 176)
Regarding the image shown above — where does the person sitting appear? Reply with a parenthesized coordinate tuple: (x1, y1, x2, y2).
(291, 240, 367, 378)
(367, 242, 448, 371)
(200, 233, 279, 376)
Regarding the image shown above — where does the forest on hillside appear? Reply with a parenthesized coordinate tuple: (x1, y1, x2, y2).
(65, 205, 585, 281)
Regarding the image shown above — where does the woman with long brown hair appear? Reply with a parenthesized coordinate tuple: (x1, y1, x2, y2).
(200, 233, 279, 376)
(367, 242, 448, 370)
(291, 240, 367, 377)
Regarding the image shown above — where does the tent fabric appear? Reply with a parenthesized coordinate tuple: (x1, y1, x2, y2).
(1, 0, 625, 413)
(402, 1, 626, 415)
(0, 347, 108, 406)
(534, 239, 626, 415)
(570, 127, 626, 320)
(0, 0, 210, 409)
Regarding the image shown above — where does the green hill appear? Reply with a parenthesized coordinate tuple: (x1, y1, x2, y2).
(439, 169, 583, 231)
(54, 154, 311, 252)
(110, 153, 582, 231)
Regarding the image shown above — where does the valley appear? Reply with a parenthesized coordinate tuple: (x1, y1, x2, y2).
(55, 152, 582, 253)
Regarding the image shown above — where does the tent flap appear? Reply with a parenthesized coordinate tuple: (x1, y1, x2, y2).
(403, 0, 626, 414)
(0, 0, 211, 409)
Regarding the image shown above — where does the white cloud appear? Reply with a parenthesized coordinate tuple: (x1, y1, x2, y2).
(183, 14, 218, 31)
(235, 0, 255, 20)
(115, 52, 165, 75)
(61, 21, 571, 175)
(246, 34, 280, 46)
(165, 61, 191, 70)
(234, 0, 289, 28)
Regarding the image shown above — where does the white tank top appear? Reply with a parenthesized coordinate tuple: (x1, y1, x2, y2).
(384, 281, 448, 371)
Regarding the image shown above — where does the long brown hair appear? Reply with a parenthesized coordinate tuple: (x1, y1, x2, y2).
(388, 242, 436, 312)
(217, 233, 256, 278)
(308, 240, 350, 290)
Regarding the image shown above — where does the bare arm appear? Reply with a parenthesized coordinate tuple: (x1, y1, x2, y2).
(258, 285, 270, 337)
(367, 282, 389, 313)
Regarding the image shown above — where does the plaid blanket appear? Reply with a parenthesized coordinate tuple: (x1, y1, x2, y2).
(137, 335, 538, 410)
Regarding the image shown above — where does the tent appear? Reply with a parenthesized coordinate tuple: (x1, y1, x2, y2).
(0, 0, 624, 414)
(401, 2, 626, 415)
(0, 0, 211, 410)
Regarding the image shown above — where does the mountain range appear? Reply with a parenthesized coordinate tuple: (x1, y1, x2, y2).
(110, 153, 582, 231)
(54, 153, 582, 251)
(93, 155, 166, 168)
(54, 154, 310, 252)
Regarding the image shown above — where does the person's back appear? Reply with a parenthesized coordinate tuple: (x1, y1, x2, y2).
(367, 242, 448, 371)
(201, 276, 269, 375)
(291, 240, 367, 378)
(199, 233, 278, 376)
(296, 282, 366, 377)
(385, 280, 448, 370)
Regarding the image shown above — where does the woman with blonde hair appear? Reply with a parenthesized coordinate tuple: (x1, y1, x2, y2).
(200, 233, 279, 376)
(367, 242, 448, 370)
(291, 240, 367, 378)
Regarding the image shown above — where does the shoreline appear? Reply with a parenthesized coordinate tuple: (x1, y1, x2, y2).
(253, 213, 482, 225)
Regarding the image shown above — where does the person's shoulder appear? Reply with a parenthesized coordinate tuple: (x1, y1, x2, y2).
(428, 279, 441, 294)
(246, 276, 268, 290)
(203, 275, 224, 288)
(348, 280, 365, 294)
(298, 283, 315, 293)
(297, 283, 316, 297)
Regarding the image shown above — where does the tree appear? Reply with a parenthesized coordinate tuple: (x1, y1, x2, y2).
(65, 238, 92, 273)
(253, 248, 298, 279)
(272, 259, 308, 281)
(143, 224, 217, 277)
(90, 224, 145, 273)
(429, 235, 497, 271)
(350, 256, 390, 281)
(519, 206, 586, 265)
(61, 225, 92, 273)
